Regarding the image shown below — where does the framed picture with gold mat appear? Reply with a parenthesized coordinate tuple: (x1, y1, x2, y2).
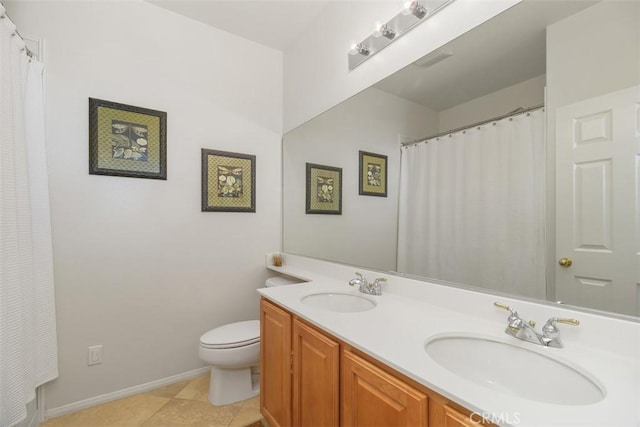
(89, 98, 167, 180)
(359, 150, 387, 197)
(201, 149, 256, 212)
(306, 163, 342, 215)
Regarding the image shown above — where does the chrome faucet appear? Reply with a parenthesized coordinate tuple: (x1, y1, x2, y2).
(494, 302, 579, 348)
(348, 272, 386, 296)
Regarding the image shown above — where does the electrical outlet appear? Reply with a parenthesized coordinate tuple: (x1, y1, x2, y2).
(88, 345, 103, 366)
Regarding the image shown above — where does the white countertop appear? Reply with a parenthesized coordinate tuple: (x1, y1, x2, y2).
(258, 261, 640, 427)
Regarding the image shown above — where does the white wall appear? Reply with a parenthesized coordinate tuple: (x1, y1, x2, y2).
(546, 1, 640, 109)
(5, 0, 282, 411)
(283, 0, 521, 132)
(283, 88, 437, 271)
(438, 74, 545, 132)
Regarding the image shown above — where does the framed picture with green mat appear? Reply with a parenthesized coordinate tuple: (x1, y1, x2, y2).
(201, 149, 256, 213)
(89, 98, 167, 180)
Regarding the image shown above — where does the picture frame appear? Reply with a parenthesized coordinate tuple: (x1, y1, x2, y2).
(201, 149, 256, 213)
(306, 163, 342, 215)
(359, 150, 387, 197)
(89, 98, 167, 180)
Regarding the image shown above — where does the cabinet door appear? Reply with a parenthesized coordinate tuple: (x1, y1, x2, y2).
(292, 319, 340, 427)
(260, 299, 292, 427)
(442, 404, 483, 427)
(429, 398, 488, 427)
(342, 350, 427, 427)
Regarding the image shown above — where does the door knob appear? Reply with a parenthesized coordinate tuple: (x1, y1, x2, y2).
(558, 257, 572, 267)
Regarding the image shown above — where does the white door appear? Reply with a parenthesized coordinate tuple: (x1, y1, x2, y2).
(555, 86, 640, 316)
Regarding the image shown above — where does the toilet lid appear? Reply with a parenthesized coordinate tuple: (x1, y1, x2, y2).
(200, 320, 259, 349)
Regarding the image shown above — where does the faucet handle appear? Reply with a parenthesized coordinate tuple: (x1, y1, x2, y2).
(544, 317, 579, 329)
(555, 318, 580, 326)
(494, 301, 518, 315)
(542, 317, 579, 340)
(373, 277, 387, 285)
(349, 272, 367, 287)
(494, 301, 511, 311)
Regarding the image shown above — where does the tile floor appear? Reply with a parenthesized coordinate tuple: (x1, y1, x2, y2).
(41, 374, 264, 427)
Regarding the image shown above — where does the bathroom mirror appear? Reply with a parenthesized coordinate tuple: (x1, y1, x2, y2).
(283, 0, 640, 318)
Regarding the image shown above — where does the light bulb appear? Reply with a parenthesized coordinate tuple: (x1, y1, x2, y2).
(401, 1, 413, 15)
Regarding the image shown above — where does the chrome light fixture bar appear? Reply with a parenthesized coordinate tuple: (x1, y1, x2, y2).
(348, 0, 454, 71)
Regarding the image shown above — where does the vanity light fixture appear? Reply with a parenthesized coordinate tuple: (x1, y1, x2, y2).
(348, 0, 454, 70)
(379, 24, 396, 40)
(408, 1, 428, 19)
(350, 42, 371, 56)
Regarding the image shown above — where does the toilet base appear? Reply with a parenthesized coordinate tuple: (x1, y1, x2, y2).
(208, 366, 259, 406)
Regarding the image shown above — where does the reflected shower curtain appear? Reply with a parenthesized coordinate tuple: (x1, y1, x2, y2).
(398, 109, 546, 298)
(1, 7, 59, 426)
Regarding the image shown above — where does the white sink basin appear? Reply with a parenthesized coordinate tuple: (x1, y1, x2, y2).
(425, 334, 605, 405)
(301, 291, 377, 313)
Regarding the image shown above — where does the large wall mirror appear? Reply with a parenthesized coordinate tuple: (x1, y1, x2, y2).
(283, 0, 640, 318)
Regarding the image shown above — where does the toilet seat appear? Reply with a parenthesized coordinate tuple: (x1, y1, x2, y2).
(200, 320, 259, 350)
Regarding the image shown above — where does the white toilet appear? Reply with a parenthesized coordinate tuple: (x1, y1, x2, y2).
(198, 275, 302, 406)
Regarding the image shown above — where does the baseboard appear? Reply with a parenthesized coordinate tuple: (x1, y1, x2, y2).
(44, 367, 210, 420)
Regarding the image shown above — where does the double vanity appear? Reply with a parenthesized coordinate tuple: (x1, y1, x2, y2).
(258, 255, 639, 426)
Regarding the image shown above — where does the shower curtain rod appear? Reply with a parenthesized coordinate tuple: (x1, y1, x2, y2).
(401, 104, 544, 147)
(0, 3, 35, 59)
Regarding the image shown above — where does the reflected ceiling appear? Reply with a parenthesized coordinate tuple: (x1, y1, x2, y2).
(374, 1, 595, 110)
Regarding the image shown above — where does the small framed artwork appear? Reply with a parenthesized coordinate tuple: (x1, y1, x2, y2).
(306, 163, 342, 215)
(359, 150, 387, 197)
(201, 149, 256, 212)
(89, 98, 167, 180)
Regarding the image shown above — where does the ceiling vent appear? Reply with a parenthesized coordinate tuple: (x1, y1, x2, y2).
(413, 51, 454, 68)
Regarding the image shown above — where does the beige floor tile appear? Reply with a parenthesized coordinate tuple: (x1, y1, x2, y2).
(41, 394, 170, 427)
(142, 398, 240, 427)
(174, 375, 211, 402)
(228, 407, 263, 427)
(240, 396, 260, 410)
(144, 380, 189, 398)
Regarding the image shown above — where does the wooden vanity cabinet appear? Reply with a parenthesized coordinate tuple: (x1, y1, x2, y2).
(260, 298, 339, 427)
(292, 317, 340, 427)
(341, 349, 428, 426)
(260, 298, 292, 427)
(260, 298, 491, 427)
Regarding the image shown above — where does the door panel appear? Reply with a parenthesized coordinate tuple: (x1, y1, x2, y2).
(556, 85, 640, 315)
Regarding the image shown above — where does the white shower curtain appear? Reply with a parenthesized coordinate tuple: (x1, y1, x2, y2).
(398, 109, 546, 299)
(1, 7, 59, 426)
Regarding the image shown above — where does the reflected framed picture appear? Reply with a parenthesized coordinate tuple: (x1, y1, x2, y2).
(201, 149, 256, 212)
(306, 163, 342, 215)
(89, 98, 167, 179)
(359, 150, 387, 197)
